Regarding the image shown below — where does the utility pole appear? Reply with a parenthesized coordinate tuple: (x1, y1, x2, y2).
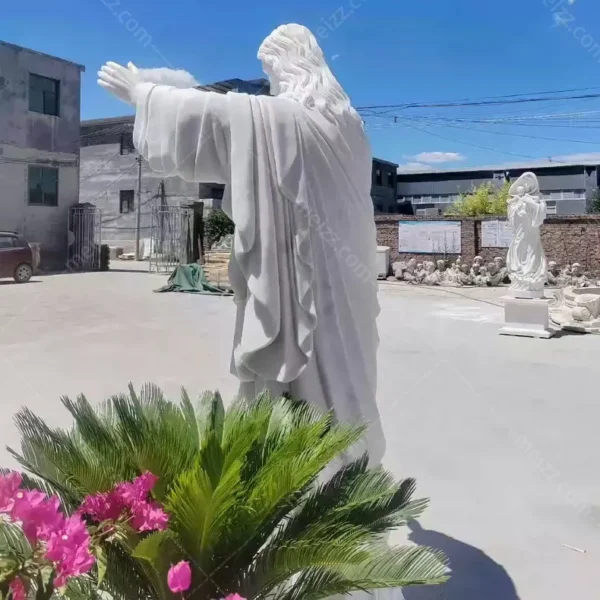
(135, 155, 142, 260)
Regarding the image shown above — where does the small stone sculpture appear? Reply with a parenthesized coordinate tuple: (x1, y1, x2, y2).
(444, 262, 460, 287)
(211, 233, 234, 251)
(570, 263, 590, 288)
(402, 258, 418, 283)
(547, 261, 560, 286)
(494, 257, 509, 283)
(550, 286, 600, 333)
(506, 172, 547, 298)
(474, 266, 490, 287)
(458, 263, 472, 286)
(423, 261, 440, 285)
(392, 260, 407, 280)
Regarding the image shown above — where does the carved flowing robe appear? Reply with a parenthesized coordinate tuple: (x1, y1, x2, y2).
(506, 194, 547, 293)
(133, 82, 384, 464)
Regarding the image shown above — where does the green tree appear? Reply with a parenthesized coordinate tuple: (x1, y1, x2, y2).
(205, 209, 234, 249)
(446, 181, 510, 217)
(8, 386, 448, 600)
(587, 188, 600, 214)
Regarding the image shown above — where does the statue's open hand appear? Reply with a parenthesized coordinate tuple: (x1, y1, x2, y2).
(98, 61, 141, 105)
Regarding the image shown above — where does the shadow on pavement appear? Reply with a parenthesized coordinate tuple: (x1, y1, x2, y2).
(403, 521, 521, 600)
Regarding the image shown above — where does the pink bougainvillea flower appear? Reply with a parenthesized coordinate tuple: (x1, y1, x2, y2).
(9, 577, 27, 600)
(116, 471, 159, 507)
(11, 490, 63, 543)
(0, 472, 22, 513)
(79, 490, 123, 522)
(224, 594, 247, 600)
(134, 472, 158, 496)
(46, 514, 95, 587)
(79, 472, 166, 534)
(131, 500, 169, 532)
(167, 561, 192, 593)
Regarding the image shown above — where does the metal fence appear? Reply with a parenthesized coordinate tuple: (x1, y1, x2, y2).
(67, 204, 102, 271)
(149, 206, 194, 273)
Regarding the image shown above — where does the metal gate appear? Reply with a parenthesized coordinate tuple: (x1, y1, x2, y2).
(67, 204, 102, 271)
(149, 206, 194, 273)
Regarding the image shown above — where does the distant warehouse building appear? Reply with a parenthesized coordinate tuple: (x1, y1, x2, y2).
(397, 160, 599, 216)
(0, 41, 84, 266)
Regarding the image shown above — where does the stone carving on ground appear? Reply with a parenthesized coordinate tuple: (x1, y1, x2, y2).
(210, 233, 233, 251)
(391, 255, 509, 287)
(389, 249, 596, 290)
(545, 262, 593, 288)
(550, 286, 600, 334)
(506, 172, 547, 299)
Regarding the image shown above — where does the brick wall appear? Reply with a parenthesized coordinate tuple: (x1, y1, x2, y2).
(376, 214, 600, 275)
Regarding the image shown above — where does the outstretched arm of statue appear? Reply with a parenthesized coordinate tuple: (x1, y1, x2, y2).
(98, 61, 229, 183)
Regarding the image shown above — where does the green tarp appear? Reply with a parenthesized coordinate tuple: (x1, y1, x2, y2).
(154, 264, 232, 296)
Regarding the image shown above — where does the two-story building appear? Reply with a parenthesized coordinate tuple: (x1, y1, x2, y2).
(0, 41, 84, 266)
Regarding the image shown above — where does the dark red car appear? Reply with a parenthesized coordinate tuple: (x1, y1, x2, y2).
(0, 231, 40, 283)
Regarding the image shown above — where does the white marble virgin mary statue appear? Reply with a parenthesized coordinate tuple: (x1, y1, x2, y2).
(506, 172, 548, 298)
(98, 24, 384, 463)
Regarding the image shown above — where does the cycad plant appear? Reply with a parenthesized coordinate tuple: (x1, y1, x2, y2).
(8, 385, 448, 599)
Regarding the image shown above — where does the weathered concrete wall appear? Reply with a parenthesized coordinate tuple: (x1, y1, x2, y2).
(80, 143, 202, 252)
(0, 41, 81, 154)
(0, 41, 83, 267)
(0, 145, 77, 265)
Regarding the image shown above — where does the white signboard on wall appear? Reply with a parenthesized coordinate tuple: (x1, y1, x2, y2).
(481, 220, 514, 248)
(398, 221, 462, 254)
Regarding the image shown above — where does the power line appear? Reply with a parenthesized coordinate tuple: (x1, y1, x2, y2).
(357, 91, 600, 112)
(370, 115, 600, 146)
(398, 120, 572, 164)
(79, 151, 123, 183)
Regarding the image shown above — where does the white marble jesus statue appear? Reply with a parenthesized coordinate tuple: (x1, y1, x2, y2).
(98, 24, 384, 464)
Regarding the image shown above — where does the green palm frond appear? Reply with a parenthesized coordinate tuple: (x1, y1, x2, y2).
(9, 385, 449, 600)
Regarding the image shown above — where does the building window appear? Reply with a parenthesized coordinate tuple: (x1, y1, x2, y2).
(120, 190, 135, 213)
(120, 132, 135, 155)
(29, 73, 60, 116)
(375, 169, 382, 186)
(28, 166, 58, 206)
(387, 171, 395, 189)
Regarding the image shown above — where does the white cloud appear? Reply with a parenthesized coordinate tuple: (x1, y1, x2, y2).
(137, 67, 200, 89)
(405, 151, 465, 164)
(397, 162, 435, 173)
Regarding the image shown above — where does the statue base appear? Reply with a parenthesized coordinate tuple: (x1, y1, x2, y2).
(499, 296, 556, 339)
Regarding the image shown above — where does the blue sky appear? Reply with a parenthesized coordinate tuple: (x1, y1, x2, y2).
(2, 0, 600, 170)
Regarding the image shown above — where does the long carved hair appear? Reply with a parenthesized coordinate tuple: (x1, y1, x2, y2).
(258, 24, 361, 125)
